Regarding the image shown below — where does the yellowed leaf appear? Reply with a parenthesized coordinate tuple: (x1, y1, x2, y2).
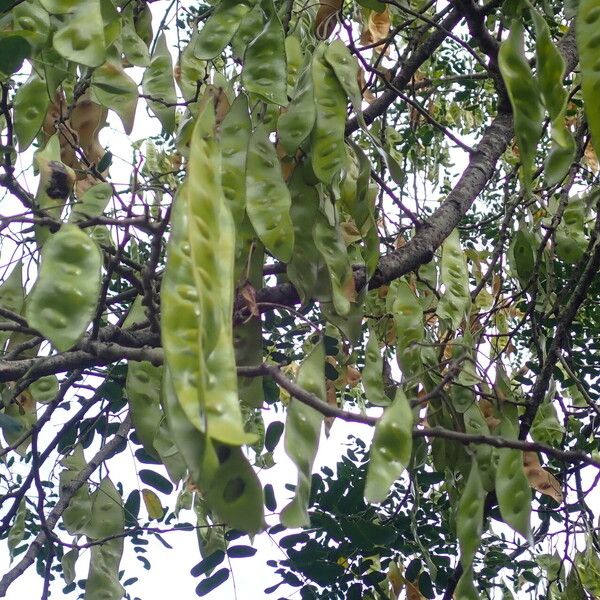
(142, 488, 165, 519)
(522, 452, 563, 504)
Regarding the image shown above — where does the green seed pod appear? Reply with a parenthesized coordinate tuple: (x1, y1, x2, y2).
(311, 44, 347, 185)
(281, 341, 325, 527)
(364, 387, 413, 504)
(246, 124, 294, 261)
(457, 460, 484, 569)
(27, 224, 102, 351)
(242, 0, 287, 106)
(498, 20, 544, 187)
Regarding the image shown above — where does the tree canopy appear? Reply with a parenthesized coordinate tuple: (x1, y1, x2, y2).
(0, 0, 600, 598)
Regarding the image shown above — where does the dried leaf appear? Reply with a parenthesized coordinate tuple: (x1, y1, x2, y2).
(324, 380, 337, 436)
(315, 0, 343, 39)
(345, 365, 361, 388)
(364, 8, 391, 53)
(357, 68, 376, 103)
(583, 140, 598, 172)
(522, 452, 563, 503)
(142, 488, 164, 519)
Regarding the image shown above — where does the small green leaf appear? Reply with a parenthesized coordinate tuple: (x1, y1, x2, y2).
(0, 35, 31, 77)
(227, 545, 257, 558)
(195, 567, 229, 597)
(264, 421, 284, 453)
(139, 469, 173, 495)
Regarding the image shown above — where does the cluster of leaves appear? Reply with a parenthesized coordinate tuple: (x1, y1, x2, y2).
(0, 0, 599, 599)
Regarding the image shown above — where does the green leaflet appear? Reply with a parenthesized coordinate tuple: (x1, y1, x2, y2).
(91, 60, 138, 134)
(241, 0, 287, 106)
(194, 0, 253, 60)
(53, 0, 106, 67)
(142, 32, 176, 134)
(362, 327, 390, 407)
(278, 58, 316, 154)
(84, 478, 124, 600)
(577, 0, 600, 153)
(498, 20, 544, 187)
(0, 262, 24, 353)
(27, 225, 102, 351)
(281, 341, 326, 527)
(531, 8, 575, 185)
(496, 446, 532, 543)
(220, 94, 252, 229)
(313, 207, 354, 317)
(13, 73, 48, 150)
(246, 124, 294, 261)
(436, 229, 470, 331)
(457, 460, 484, 570)
(364, 387, 413, 503)
(311, 44, 347, 185)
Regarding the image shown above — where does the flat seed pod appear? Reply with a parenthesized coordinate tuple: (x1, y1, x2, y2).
(27, 225, 102, 351)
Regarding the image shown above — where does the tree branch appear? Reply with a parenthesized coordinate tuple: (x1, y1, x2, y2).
(0, 416, 131, 597)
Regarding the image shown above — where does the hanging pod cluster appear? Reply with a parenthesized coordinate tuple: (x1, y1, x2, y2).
(498, 6, 575, 188)
(161, 102, 265, 534)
